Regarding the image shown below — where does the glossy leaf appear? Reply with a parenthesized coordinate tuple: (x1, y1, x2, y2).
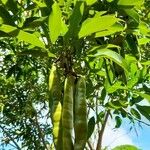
(115, 116, 122, 128)
(138, 37, 150, 45)
(32, 0, 47, 7)
(49, 2, 62, 43)
(86, 0, 97, 5)
(123, 9, 139, 25)
(117, 0, 144, 6)
(127, 77, 139, 89)
(126, 34, 140, 59)
(141, 61, 150, 66)
(139, 22, 150, 36)
(136, 105, 150, 121)
(88, 47, 129, 73)
(130, 108, 141, 119)
(17, 50, 49, 57)
(1, 0, 18, 14)
(106, 81, 124, 93)
(17, 30, 45, 49)
(87, 117, 95, 140)
(134, 92, 150, 103)
(65, 0, 84, 39)
(60, 20, 68, 36)
(0, 5, 15, 25)
(23, 17, 47, 28)
(0, 24, 55, 57)
(79, 15, 121, 38)
(0, 24, 44, 47)
(95, 22, 125, 37)
(112, 144, 139, 150)
(106, 100, 128, 110)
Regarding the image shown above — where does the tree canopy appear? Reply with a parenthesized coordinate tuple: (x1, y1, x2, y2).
(0, 0, 150, 150)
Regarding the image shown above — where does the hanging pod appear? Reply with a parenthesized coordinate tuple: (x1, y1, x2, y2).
(49, 64, 63, 150)
(62, 75, 75, 150)
(74, 76, 88, 150)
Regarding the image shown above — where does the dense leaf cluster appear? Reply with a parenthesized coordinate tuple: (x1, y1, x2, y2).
(0, 0, 149, 149)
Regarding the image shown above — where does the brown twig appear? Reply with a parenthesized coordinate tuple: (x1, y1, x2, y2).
(31, 110, 49, 150)
(0, 125, 21, 150)
(96, 110, 110, 150)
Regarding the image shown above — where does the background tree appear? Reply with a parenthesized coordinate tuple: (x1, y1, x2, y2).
(0, 0, 150, 150)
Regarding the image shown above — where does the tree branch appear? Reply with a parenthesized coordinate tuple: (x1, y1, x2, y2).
(0, 125, 21, 150)
(33, 114, 49, 150)
(96, 110, 110, 150)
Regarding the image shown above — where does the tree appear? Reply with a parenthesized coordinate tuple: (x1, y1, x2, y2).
(112, 144, 140, 150)
(0, 0, 150, 149)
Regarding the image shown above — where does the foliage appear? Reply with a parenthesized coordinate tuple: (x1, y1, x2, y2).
(112, 144, 140, 150)
(0, 0, 150, 149)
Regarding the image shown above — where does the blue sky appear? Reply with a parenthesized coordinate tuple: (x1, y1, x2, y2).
(1, 121, 150, 150)
(133, 124, 150, 150)
(1, 104, 150, 150)
(102, 117, 150, 150)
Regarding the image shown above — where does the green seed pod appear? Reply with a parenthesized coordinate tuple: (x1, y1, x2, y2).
(49, 64, 62, 150)
(62, 75, 74, 150)
(49, 64, 61, 101)
(74, 76, 87, 150)
(52, 101, 62, 150)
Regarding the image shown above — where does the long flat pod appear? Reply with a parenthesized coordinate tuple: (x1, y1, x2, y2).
(62, 75, 74, 150)
(52, 101, 62, 150)
(74, 76, 88, 150)
(49, 64, 62, 150)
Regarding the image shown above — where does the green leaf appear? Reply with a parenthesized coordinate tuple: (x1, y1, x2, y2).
(48, 2, 62, 43)
(0, 5, 15, 25)
(97, 111, 105, 123)
(126, 34, 140, 59)
(106, 100, 128, 110)
(65, 0, 84, 39)
(112, 144, 139, 150)
(86, 0, 97, 5)
(32, 0, 47, 7)
(1, 0, 18, 14)
(0, 24, 16, 33)
(106, 81, 123, 93)
(130, 108, 141, 119)
(139, 22, 150, 36)
(17, 30, 45, 49)
(115, 116, 122, 128)
(134, 92, 150, 103)
(0, 24, 55, 57)
(141, 61, 150, 66)
(58, 0, 64, 6)
(87, 116, 95, 139)
(123, 9, 139, 25)
(17, 50, 49, 58)
(88, 47, 129, 73)
(23, 17, 47, 28)
(117, 0, 144, 6)
(138, 37, 150, 45)
(0, 24, 45, 48)
(0, 103, 4, 112)
(130, 96, 143, 106)
(136, 105, 150, 121)
(79, 15, 121, 38)
(95, 22, 125, 37)
(60, 20, 68, 36)
(127, 77, 138, 89)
